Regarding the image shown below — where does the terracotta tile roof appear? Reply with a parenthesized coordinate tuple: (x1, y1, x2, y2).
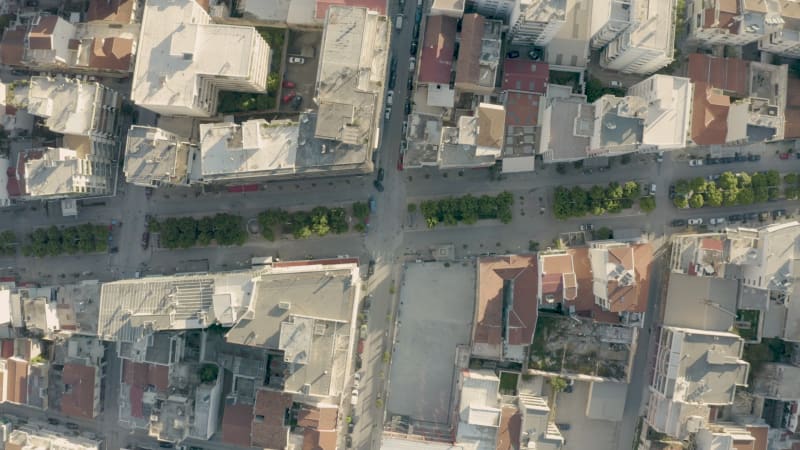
(251, 389, 293, 449)
(304, 429, 338, 450)
(418, 15, 457, 85)
(602, 244, 652, 314)
(502, 60, 549, 94)
(687, 53, 747, 96)
(0, 26, 25, 65)
(89, 37, 133, 71)
(496, 406, 521, 450)
(222, 403, 254, 448)
(569, 248, 621, 323)
(87, 0, 135, 22)
(540, 253, 577, 302)
(505, 91, 540, 127)
(746, 425, 768, 450)
(455, 14, 484, 86)
(61, 363, 97, 420)
(477, 104, 506, 149)
(315, 0, 386, 19)
(1, 340, 14, 358)
(6, 358, 28, 405)
(122, 359, 169, 392)
(27, 16, 59, 51)
(720, 0, 739, 13)
(700, 238, 724, 252)
(476, 255, 538, 347)
(691, 81, 731, 145)
(298, 405, 338, 429)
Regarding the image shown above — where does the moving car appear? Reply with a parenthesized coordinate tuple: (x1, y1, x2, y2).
(688, 218, 703, 225)
(288, 56, 305, 64)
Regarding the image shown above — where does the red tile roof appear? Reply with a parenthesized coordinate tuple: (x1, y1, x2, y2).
(27, 16, 59, 51)
(315, 0, 386, 19)
(122, 359, 169, 392)
(687, 53, 747, 96)
(222, 403, 254, 448)
(691, 81, 731, 145)
(476, 255, 539, 347)
(505, 91, 541, 127)
(304, 429, 338, 450)
(89, 37, 133, 71)
(418, 15, 457, 85)
(297, 405, 338, 429)
(61, 363, 97, 419)
(0, 26, 25, 66)
(129, 385, 144, 418)
(454, 14, 484, 86)
(502, 60, 549, 94)
(746, 425, 768, 450)
(1, 340, 14, 358)
(569, 248, 620, 323)
(87, 0, 135, 22)
(251, 389, 293, 449)
(700, 238, 724, 252)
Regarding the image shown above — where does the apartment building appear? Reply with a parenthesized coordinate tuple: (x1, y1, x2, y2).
(131, 0, 271, 117)
(590, 0, 637, 50)
(123, 126, 194, 188)
(508, 0, 567, 46)
(760, 0, 800, 58)
(688, 0, 766, 46)
(600, 0, 676, 74)
(469, 0, 519, 22)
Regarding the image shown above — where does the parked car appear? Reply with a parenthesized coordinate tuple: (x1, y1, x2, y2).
(706, 174, 720, 181)
(656, 151, 664, 163)
(384, 107, 391, 120)
(727, 214, 744, 222)
(373, 179, 384, 192)
(47, 418, 59, 426)
(407, 77, 413, 91)
(291, 95, 303, 109)
(388, 72, 396, 89)
(688, 218, 703, 225)
(670, 219, 687, 227)
(610, 80, 622, 87)
(282, 80, 296, 88)
(405, 100, 411, 115)
(282, 90, 297, 103)
(796, 152, 800, 160)
(409, 57, 416, 71)
(158, 442, 174, 449)
(747, 154, 761, 161)
(780, 153, 790, 160)
(410, 40, 418, 55)
(579, 224, 594, 231)
(650, 183, 657, 194)
(402, 120, 408, 136)
(759, 211, 771, 221)
(368, 260, 375, 277)
(141, 231, 150, 250)
(746, 212, 759, 221)
(735, 154, 747, 162)
(66, 423, 79, 430)
(773, 209, 787, 218)
(710, 217, 726, 225)
(528, 49, 541, 60)
(556, 423, 572, 431)
(346, 436, 353, 448)
(689, 159, 704, 166)
(386, 90, 394, 106)
(369, 196, 376, 212)
(669, 185, 676, 199)
(506, 50, 520, 58)
(377, 168, 385, 182)
(288, 56, 305, 64)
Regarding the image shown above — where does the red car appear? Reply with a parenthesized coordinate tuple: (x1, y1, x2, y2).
(780, 153, 790, 160)
(282, 90, 296, 103)
(282, 80, 296, 88)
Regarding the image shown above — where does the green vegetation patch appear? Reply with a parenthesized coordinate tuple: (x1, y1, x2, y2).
(258, 206, 349, 241)
(673, 170, 780, 209)
(553, 181, 642, 219)
(23, 224, 108, 257)
(153, 213, 247, 249)
(420, 192, 513, 228)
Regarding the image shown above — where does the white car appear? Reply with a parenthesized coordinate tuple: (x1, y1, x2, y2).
(710, 217, 726, 225)
(384, 107, 391, 120)
(610, 80, 622, 88)
(688, 218, 703, 226)
(386, 90, 394, 106)
(689, 159, 704, 166)
(409, 57, 416, 71)
(353, 372, 361, 388)
(288, 56, 305, 64)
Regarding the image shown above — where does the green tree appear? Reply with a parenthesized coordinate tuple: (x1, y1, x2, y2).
(407, 203, 417, 214)
(705, 185, 724, 207)
(723, 189, 739, 207)
(622, 181, 640, 199)
(673, 196, 689, 208)
(639, 196, 656, 213)
(675, 179, 691, 195)
(718, 171, 738, 190)
(328, 207, 348, 234)
(784, 173, 798, 185)
(689, 193, 705, 209)
(549, 377, 568, 392)
(737, 172, 751, 187)
(754, 187, 769, 203)
(199, 364, 219, 383)
(737, 188, 755, 205)
(352, 202, 369, 220)
(459, 195, 480, 224)
(197, 216, 215, 246)
(594, 227, 613, 240)
(765, 170, 780, 187)
(691, 177, 708, 194)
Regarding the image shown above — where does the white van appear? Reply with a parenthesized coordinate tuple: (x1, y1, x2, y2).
(395, 15, 403, 30)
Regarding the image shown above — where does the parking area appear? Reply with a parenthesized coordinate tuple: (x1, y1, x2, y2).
(553, 381, 622, 450)
(281, 30, 323, 112)
(387, 261, 475, 424)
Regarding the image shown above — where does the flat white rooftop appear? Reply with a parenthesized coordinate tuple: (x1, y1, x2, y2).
(28, 76, 99, 136)
(132, 0, 262, 111)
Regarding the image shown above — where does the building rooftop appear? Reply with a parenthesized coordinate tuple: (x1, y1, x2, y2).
(315, 6, 388, 152)
(539, 252, 577, 304)
(89, 36, 134, 71)
(60, 363, 97, 420)
(688, 54, 748, 96)
(658, 327, 748, 405)
(132, 0, 268, 113)
(691, 82, 732, 145)
(627, 0, 675, 52)
(404, 111, 442, 168)
(586, 381, 627, 421)
(6, 428, 101, 450)
(474, 255, 538, 360)
(418, 15, 457, 85)
(628, 74, 693, 149)
(98, 271, 255, 343)
(124, 126, 191, 187)
(456, 370, 501, 450)
(431, 0, 466, 15)
(753, 363, 800, 399)
(221, 402, 254, 448)
(663, 273, 739, 332)
(543, 96, 593, 161)
(0, 26, 25, 66)
(476, 103, 506, 150)
(455, 14, 502, 90)
(87, 0, 137, 23)
(503, 91, 540, 158)
(27, 76, 104, 137)
(589, 243, 652, 313)
(23, 148, 87, 198)
(315, 0, 387, 19)
(501, 60, 549, 94)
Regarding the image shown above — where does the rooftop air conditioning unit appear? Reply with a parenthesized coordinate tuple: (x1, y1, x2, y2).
(278, 301, 291, 310)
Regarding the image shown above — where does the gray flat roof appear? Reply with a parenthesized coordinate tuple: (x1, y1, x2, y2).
(664, 274, 739, 332)
(548, 99, 591, 160)
(124, 126, 191, 187)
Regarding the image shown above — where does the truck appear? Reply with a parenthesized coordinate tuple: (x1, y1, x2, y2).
(395, 14, 403, 30)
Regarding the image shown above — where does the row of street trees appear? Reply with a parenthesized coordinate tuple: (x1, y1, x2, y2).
(672, 171, 780, 209)
(23, 224, 108, 257)
(0, 230, 16, 256)
(417, 192, 513, 228)
(152, 214, 247, 249)
(554, 181, 647, 219)
(258, 206, 349, 240)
